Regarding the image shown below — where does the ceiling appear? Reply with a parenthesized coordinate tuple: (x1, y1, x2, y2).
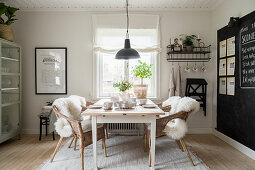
(3, 0, 224, 11)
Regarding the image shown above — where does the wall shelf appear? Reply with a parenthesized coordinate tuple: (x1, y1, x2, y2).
(167, 45, 212, 62)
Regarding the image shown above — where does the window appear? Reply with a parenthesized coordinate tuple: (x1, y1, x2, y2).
(93, 15, 160, 99)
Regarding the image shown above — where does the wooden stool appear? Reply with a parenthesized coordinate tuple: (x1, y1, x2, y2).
(39, 114, 55, 141)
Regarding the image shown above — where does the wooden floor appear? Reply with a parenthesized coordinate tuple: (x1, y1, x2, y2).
(0, 134, 254, 170)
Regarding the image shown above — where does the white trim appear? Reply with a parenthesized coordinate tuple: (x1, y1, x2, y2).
(187, 127, 212, 134)
(213, 129, 255, 160)
(22, 128, 40, 134)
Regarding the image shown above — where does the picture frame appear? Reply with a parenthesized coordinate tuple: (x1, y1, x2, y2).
(35, 47, 67, 94)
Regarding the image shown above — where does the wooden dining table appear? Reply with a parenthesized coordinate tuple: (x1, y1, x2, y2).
(82, 99, 165, 170)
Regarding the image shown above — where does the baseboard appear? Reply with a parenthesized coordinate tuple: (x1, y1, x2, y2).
(23, 129, 40, 134)
(24, 127, 213, 135)
(212, 129, 255, 160)
(187, 128, 212, 134)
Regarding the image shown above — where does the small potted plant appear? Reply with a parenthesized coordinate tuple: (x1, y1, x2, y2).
(132, 60, 152, 99)
(0, 3, 19, 41)
(113, 80, 133, 101)
(42, 100, 54, 116)
(180, 34, 197, 52)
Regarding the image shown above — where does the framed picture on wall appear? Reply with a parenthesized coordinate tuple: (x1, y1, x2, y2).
(219, 77, 226, 95)
(227, 57, 235, 75)
(227, 77, 235, 95)
(219, 40, 226, 58)
(35, 47, 67, 94)
(219, 59, 226, 76)
(227, 36, 235, 56)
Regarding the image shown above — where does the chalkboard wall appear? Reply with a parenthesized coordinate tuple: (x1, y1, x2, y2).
(217, 11, 255, 151)
(240, 17, 255, 88)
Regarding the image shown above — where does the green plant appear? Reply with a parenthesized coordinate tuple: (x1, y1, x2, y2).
(132, 60, 152, 85)
(0, 3, 19, 25)
(113, 80, 133, 92)
(180, 34, 197, 47)
(46, 100, 54, 106)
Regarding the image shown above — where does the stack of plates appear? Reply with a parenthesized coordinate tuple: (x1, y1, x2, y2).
(142, 104, 157, 108)
(88, 105, 103, 109)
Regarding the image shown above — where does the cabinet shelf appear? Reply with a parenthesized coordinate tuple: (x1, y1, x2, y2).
(1, 73, 20, 76)
(2, 88, 19, 91)
(2, 101, 20, 107)
(1, 57, 20, 62)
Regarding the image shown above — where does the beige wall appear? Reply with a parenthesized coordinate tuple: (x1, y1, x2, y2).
(13, 10, 215, 134)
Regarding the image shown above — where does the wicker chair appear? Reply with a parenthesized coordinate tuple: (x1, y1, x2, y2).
(144, 103, 194, 167)
(50, 105, 107, 170)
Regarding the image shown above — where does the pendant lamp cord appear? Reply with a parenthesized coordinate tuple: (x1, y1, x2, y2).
(126, 0, 129, 39)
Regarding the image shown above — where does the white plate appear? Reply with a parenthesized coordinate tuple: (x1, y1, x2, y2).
(89, 105, 103, 109)
(142, 104, 157, 108)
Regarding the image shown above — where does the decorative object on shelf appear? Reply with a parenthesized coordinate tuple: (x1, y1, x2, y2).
(113, 80, 133, 101)
(115, 0, 140, 60)
(180, 34, 197, 52)
(185, 78, 207, 116)
(196, 36, 206, 52)
(167, 38, 183, 52)
(0, 3, 19, 41)
(132, 60, 152, 99)
(35, 47, 67, 94)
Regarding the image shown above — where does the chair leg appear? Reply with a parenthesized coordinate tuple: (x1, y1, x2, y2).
(79, 137, 84, 170)
(39, 118, 42, 141)
(74, 136, 77, 150)
(180, 139, 195, 166)
(102, 138, 107, 157)
(50, 137, 64, 162)
(144, 132, 147, 152)
(52, 131, 55, 140)
(68, 136, 75, 148)
(176, 140, 184, 152)
(148, 132, 151, 167)
(45, 119, 48, 136)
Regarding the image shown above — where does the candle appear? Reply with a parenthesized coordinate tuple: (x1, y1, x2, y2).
(197, 35, 200, 39)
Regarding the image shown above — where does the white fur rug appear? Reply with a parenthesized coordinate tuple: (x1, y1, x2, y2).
(38, 136, 209, 170)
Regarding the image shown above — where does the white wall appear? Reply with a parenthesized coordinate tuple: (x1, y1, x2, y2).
(211, 0, 255, 128)
(13, 10, 215, 134)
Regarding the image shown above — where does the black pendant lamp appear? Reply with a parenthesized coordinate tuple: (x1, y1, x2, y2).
(115, 0, 140, 60)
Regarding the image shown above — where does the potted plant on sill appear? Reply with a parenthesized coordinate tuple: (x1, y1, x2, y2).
(0, 3, 19, 41)
(113, 80, 133, 101)
(132, 60, 152, 99)
(180, 34, 197, 52)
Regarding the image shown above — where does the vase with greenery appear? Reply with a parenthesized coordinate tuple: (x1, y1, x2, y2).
(180, 34, 197, 52)
(0, 3, 19, 41)
(113, 80, 133, 101)
(132, 60, 152, 99)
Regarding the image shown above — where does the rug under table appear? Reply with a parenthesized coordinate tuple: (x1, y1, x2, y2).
(39, 136, 209, 170)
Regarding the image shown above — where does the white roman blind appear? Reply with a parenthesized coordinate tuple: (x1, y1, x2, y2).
(92, 14, 161, 98)
(93, 14, 161, 54)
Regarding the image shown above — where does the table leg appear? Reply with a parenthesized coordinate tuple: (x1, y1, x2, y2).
(92, 116, 98, 170)
(150, 118, 156, 170)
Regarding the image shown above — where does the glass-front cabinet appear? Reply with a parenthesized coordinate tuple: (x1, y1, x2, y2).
(0, 38, 21, 143)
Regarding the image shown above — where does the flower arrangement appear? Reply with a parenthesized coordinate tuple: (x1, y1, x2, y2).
(113, 80, 133, 92)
